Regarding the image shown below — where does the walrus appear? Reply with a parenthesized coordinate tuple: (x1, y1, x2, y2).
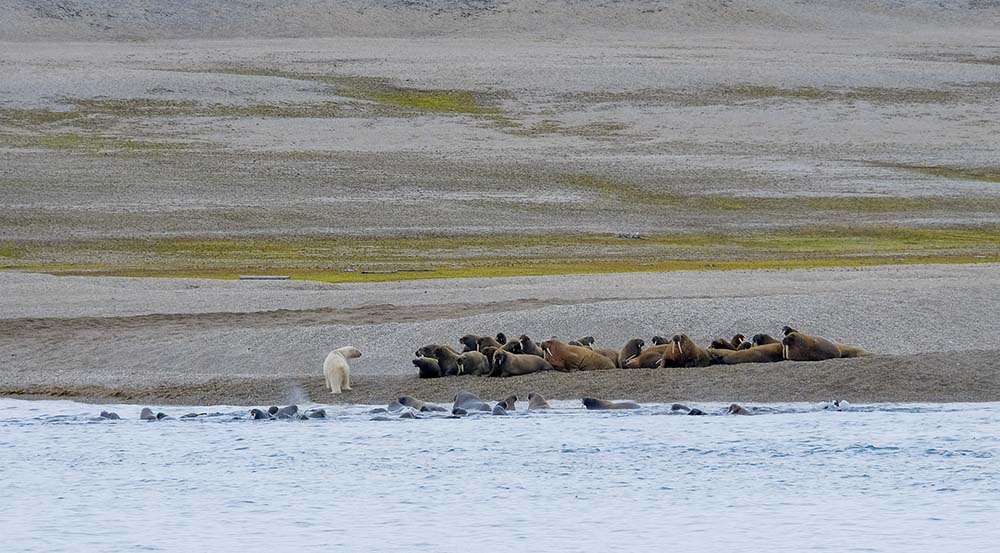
(387, 400, 405, 412)
(619, 338, 644, 365)
(782, 331, 843, 361)
(591, 347, 621, 367)
(670, 403, 705, 416)
(731, 334, 748, 349)
(623, 344, 671, 368)
(476, 333, 507, 351)
(499, 340, 523, 354)
(268, 406, 279, 416)
(710, 343, 784, 365)
(414, 357, 442, 379)
(99, 411, 121, 420)
(752, 333, 780, 346)
(493, 349, 553, 377)
(398, 396, 447, 412)
(541, 339, 616, 372)
(650, 335, 670, 346)
(457, 350, 490, 376)
(459, 334, 481, 353)
(249, 408, 270, 420)
(726, 403, 752, 415)
(527, 392, 551, 410)
(453, 390, 491, 412)
(518, 335, 546, 357)
(416, 343, 457, 358)
(304, 408, 327, 419)
(140, 407, 167, 421)
(783, 331, 869, 360)
(274, 405, 298, 419)
(428, 345, 462, 376)
(497, 395, 517, 410)
(567, 340, 584, 347)
(659, 334, 712, 368)
(782, 326, 799, 336)
(575, 336, 596, 348)
(582, 398, 640, 410)
(491, 404, 509, 416)
(480, 346, 499, 374)
(710, 338, 736, 350)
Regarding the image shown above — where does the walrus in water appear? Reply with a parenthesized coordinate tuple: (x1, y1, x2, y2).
(752, 333, 780, 346)
(783, 331, 869, 360)
(619, 338, 644, 365)
(623, 344, 671, 368)
(453, 390, 491, 412)
(710, 343, 784, 365)
(497, 395, 517, 410)
(491, 404, 509, 416)
(518, 335, 546, 357)
(99, 411, 121, 420)
(457, 350, 490, 376)
(659, 334, 712, 368)
(541, 339, 616, 372)
(527, 392, 551, 410)
(493, 350, 553, 377)
(413, 357, 442, 379)
(398, 396, 447, 412)
(249, 408, 270, 420)
(582, 397, 641, 410)
(670, 404, 705, 416)
(726, 403, 752, 415)
(140, 407, 167, 421)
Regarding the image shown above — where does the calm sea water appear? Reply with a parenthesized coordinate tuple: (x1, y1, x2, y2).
(2, 398, 998, 552)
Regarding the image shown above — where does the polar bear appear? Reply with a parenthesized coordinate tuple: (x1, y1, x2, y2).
(323, 346, 361, 394)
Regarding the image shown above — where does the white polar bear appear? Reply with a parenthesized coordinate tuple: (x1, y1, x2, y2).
(323, 346, 361, 394)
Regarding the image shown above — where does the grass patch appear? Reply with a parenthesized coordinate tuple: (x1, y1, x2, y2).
(5, 226, 999, 283)
(561, 174, 1000, 213)
(892, 165, 1000, 184)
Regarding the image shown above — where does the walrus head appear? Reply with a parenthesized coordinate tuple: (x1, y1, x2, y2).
(671, 334, 685, 355)
(581, 398, 601, 409)
(493, 350, 509, 369)
(753, 333, 778, 346)
(495, 332, 507, 345)
(710, 338, 733, 350)
(781, 332, 803, 359)
(731, 334, 746, 347)
(651, 335, 670, 346)
(459, 334, 480, 352)
(576, 336, 596, 348)
(782, 326, 798, 336)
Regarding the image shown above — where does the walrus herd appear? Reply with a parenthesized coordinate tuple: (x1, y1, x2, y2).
(414, 327, 868, 378)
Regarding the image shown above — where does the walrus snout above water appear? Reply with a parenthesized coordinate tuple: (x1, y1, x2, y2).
(582, 398, 640, 410)
(249, 408, 270, 420)
(140, 407, 168, 421)
(398, 396, 446, 412)
(497, 395, 517, 410)
(99, 411, 121, 420)
(527, 392, 551, 410)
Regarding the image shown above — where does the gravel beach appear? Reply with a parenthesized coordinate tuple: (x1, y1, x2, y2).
(2, 265, 998, 405)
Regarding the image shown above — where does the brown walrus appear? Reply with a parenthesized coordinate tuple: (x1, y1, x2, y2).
(398, 396, 447, 412)
(752, 333, 780, 346)
(619, 338, 644, 365)
(709, 343, 784, 364)
(659, 334, 712, 368)
(416, 343, 458, 358)
(480, 346, 499, 374)
(726, 403, 752, 415)
(457, 350, 490, 376)
(783, 331, 869, 360)
(650, 335, 671, 346)
(413, 357, 442, 379)
(527, 392, 551, 410)
(518, 335, 546, 357)
(623, 344, 670, 368)
(492, 349, 553, 377)
(731, 334, 748, 349)
(582, 397, 640, 410)
(477, 335, 504, 350)
(782, 326, 799, 336)
(541, 339, 616, 372)
(592, 347, 621, 368)
(428, 345, 462, 376)
(710, 338, 736, 350)
(499, 340, 523, 354)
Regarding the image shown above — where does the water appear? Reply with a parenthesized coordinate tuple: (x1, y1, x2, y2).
(2, 398, 999, 552)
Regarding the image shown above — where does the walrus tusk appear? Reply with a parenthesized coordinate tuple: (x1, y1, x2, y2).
(783, 344, 789, 360)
